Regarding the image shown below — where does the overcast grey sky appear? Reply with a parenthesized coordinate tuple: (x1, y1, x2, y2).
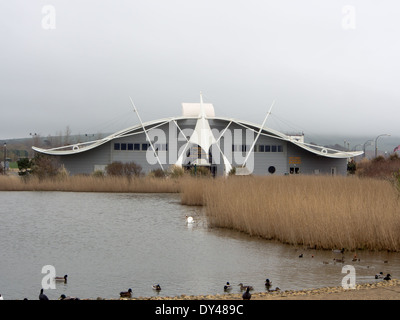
(1, 1, 399, 147)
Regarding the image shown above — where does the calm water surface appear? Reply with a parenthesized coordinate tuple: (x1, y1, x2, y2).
(0, 191, 399, 300)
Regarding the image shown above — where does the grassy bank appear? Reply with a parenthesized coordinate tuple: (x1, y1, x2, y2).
(181, 175, 400, 251)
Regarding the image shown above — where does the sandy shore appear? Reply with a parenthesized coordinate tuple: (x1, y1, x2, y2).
(117, 279, 400, 300)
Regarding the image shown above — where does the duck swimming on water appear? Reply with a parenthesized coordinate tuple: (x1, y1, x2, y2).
(55, 275, 68, 283)
(186, 215, 194, 224)
(384, 274, 391, 281)
(152, 284, 161, 291)
(238, 283, 254, 291)
(224, 282, 232, 291)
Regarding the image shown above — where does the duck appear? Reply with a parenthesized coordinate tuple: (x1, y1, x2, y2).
(375, 272, 384, 279)
(332, 248, 345, 254)
(333, 257, 345, 263)
(384, 274, 391, 281)
(224, 282, 232, 291)
(238, 283, 254, 291)
(242, 287, 251, 300)
(120, 288, 132, 298)
(152, 284, 161, 291)
(39, 289, 49, 300)
(55, 275, 68, 283)
(298, 253, 303, 258)
(265, 279, 273, 288)
(186, 215, 194, 224)
(59, 294, 79, 300)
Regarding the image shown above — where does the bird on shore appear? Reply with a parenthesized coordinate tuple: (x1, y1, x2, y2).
(59, 294, 79, 300)
(152, 284, 161, 291)
(265, 279, 273, 289)
(55, 275, 68, 283)
(242, 287, 251, 300)
(299, 253, 303, 258)
(120, 288, 132, 298)
(39, 289, 49, 300)
(238, 283, 254, 291)
(375, 272, 384, 279)
(224, 282, 232, 291)
(384, 274, 391, 281)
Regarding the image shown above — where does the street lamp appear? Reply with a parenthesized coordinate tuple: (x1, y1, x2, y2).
(3, 142, 6, 175)
(375, 134, 391, 158)
(363, 139, 374, 158)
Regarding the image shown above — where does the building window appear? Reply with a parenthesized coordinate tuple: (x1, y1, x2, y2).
(142, 143, 149, 151)
(271, 145, 277, 152)
(121, 143, 127, 151)
(134, 143, 140, 151)
(277, 145, 283, 152)
(127, 143, 133, 151)
(265, 145, 271, 152)
(114, 143, 120, 150)
(259, 145, 265, 152)
(290, 167, 300, 174)
(154, 143, 168, 151)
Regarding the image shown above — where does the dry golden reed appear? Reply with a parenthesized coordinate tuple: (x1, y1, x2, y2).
(0, 175, 181, 193)
(183, 175, 400, 251)
(1, 174, 399, 251)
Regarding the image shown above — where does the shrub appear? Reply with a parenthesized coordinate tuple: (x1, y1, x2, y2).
(31, 154, 62, 180)
(17, 158, 33, 176)
(105, 161, 142, 178)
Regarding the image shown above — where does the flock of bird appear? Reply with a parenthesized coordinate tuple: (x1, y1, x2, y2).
(1, 245, 395, 300)
(222, 279, 280, 300)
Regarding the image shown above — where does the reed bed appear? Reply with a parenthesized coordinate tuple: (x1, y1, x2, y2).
(1, 173, 400, 251)
(0, 175, 181, 193)
(184, 175, 400, 251)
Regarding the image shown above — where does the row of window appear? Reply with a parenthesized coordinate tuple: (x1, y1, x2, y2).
(232, 145, 284, 153)
(114, 143, 168, 151)
(114, 143, 283, 153)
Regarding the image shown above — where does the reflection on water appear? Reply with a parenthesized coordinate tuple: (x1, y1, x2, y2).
(0, 191, 399, 300)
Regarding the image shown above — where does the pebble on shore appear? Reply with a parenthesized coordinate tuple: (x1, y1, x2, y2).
(112, 279, 399, 301)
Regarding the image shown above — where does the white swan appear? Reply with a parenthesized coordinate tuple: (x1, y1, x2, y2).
(186, 215, 194, 224)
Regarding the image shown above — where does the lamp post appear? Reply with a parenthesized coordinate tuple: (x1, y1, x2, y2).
(375, 134, 390, 158)
(3, 142, 6, 175)
(363, 139, 374, 158)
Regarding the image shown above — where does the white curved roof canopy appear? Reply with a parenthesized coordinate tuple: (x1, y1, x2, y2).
(32, 115, 363, 159)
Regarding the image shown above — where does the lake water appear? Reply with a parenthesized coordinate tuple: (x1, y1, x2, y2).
(0, 191, 399, 300)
